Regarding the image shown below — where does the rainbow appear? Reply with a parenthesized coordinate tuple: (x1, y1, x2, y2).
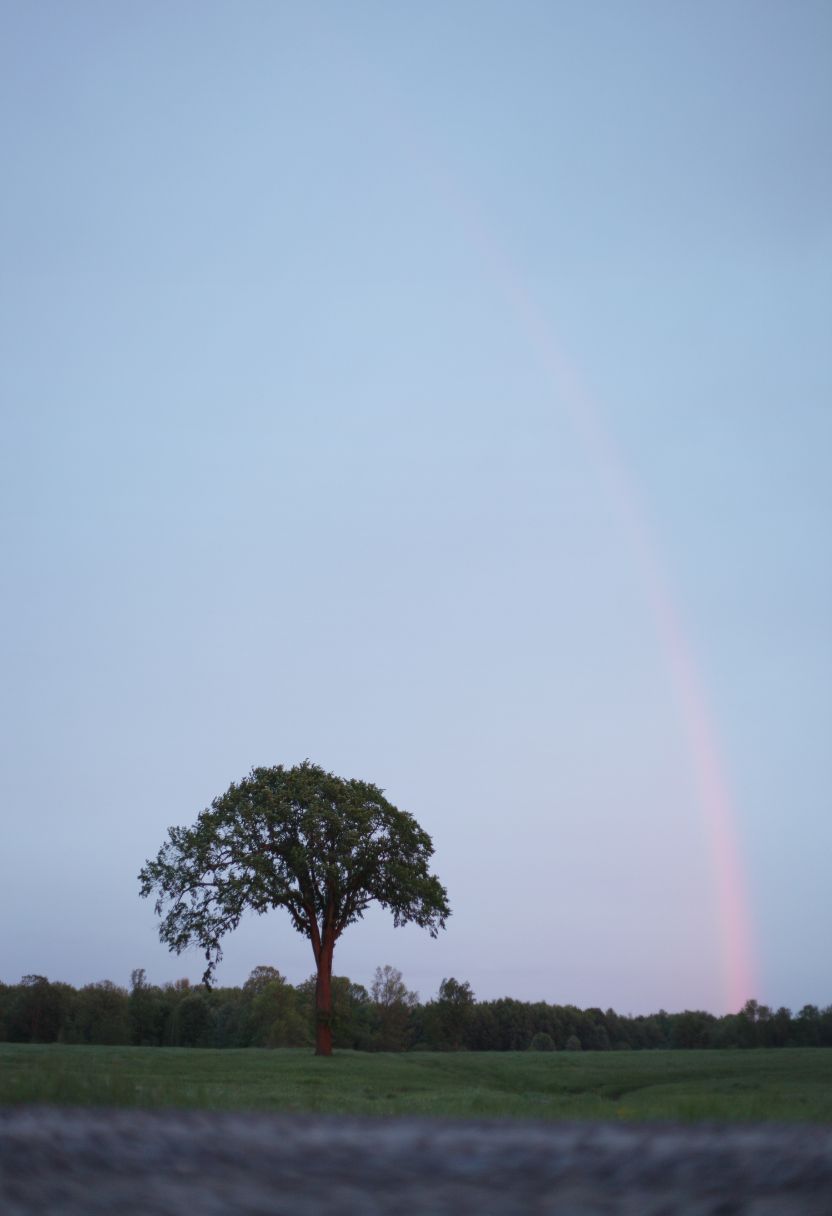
(456, 204, 759, 1012)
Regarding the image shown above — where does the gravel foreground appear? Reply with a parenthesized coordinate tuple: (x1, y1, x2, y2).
(1, 1108, 831, 1215)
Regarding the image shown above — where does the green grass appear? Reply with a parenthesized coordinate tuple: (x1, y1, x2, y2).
(1, 1045, 829, 1122)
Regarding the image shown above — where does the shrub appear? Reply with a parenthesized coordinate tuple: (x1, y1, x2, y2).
(564, 1034, 582, 1052)
(529, 1032, 556, 1052)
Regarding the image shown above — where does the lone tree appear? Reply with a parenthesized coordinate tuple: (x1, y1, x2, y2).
(138, 760, 450, 1056)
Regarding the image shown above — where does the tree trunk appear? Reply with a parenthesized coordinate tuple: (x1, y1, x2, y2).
(314, 936, 335, 1057)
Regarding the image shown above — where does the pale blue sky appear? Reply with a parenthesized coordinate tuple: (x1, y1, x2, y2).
(1, 1, 829, 1014)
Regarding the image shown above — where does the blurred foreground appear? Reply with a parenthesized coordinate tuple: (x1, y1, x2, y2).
(2, 1108, 831, 1215)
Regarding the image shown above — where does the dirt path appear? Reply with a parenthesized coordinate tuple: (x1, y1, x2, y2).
(1, 1107, 830, 1214)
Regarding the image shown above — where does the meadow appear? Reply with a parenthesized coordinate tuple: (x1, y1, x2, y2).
(1, 1044, 830, 1122)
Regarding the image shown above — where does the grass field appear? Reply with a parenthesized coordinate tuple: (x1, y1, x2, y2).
(1, 1045, 830, 1121)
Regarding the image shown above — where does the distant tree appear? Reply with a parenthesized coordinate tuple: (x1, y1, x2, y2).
(466, 1002, 500, 1051)
(490, 997, 535, 1051)
(71, 981, 130, 1046)
(371, 964, 417, 1008)
(139, 761, 450, 1056)
(169, 991, 213, 1047)
(371, 964, 418, 1051)
(529, 1032, 556, 1052)
(128, 969, 164, 1046)
(7, 976, 68, 1043)
(669, 1010, 715, 1050)
(769, 1006, 793, 1048)
(604, 1007, 626, 1048)
(433, 977, 476, 1050)
(735, 999, 761, 1048)
(583, 1008, 612, 1051)
(242, 966, 285, 997)
(211, 986, 248, 1048)
(241, 967, 309, 1047)
(820, 1006, 832, 1047)
(795, 1005, 821, 1047)
(295, 975, 373, 1050)
(0, 981, 10, 1041)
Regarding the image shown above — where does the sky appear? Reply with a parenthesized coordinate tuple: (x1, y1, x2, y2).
(1, 1, 829, 1016)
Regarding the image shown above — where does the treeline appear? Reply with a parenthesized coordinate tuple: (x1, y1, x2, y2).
(2, 967, 831, 1052)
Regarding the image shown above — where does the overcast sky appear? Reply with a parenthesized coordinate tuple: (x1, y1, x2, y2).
(1, 1, 829, 1015)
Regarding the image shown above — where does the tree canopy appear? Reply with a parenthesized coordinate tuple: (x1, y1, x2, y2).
(138, 760, 450, 1054)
